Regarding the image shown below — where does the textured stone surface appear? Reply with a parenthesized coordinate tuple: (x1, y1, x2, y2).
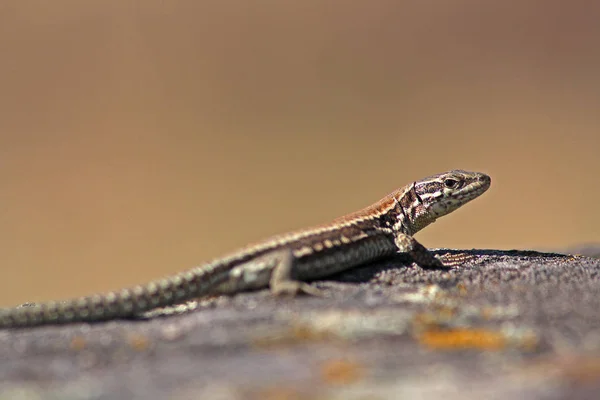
(2, 248, 600, 399)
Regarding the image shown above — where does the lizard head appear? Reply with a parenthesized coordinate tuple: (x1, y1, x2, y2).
(403, 170, 490, 233)
(415, 169, 491, 218)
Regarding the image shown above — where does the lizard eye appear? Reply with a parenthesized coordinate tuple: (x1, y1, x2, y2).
(444, 178, 459, 189)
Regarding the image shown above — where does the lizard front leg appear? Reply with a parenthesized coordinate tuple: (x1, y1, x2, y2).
(394, 233, 446, 268)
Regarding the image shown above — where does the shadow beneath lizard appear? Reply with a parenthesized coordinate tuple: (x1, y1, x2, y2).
(326, 248, 571, 284)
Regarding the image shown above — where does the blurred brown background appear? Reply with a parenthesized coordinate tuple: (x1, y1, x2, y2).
(0, 0, 598, 306)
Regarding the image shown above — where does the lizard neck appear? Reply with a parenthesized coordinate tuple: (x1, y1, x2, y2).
(390, 183, 434, 236)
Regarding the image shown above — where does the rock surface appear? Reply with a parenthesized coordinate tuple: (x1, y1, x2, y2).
(2, 247, 600, 399)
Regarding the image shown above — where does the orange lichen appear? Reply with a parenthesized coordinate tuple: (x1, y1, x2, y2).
(69, 335, 87, 351)
(418, 328, 507, 350)
(252, 387, 305, 400)
(291, 325, 334, 342)
(127, 333, 151, 351)
(252, 324, 336, 349)
(320, 359, 364, 385)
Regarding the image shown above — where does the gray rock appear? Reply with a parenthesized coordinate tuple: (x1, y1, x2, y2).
(2, 248, 600, 399)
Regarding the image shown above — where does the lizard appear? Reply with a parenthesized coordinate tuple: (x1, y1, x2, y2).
(0, 169, 490, 328)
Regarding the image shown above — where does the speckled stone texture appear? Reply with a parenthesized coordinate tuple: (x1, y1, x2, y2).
(1, 247, 600, 400)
